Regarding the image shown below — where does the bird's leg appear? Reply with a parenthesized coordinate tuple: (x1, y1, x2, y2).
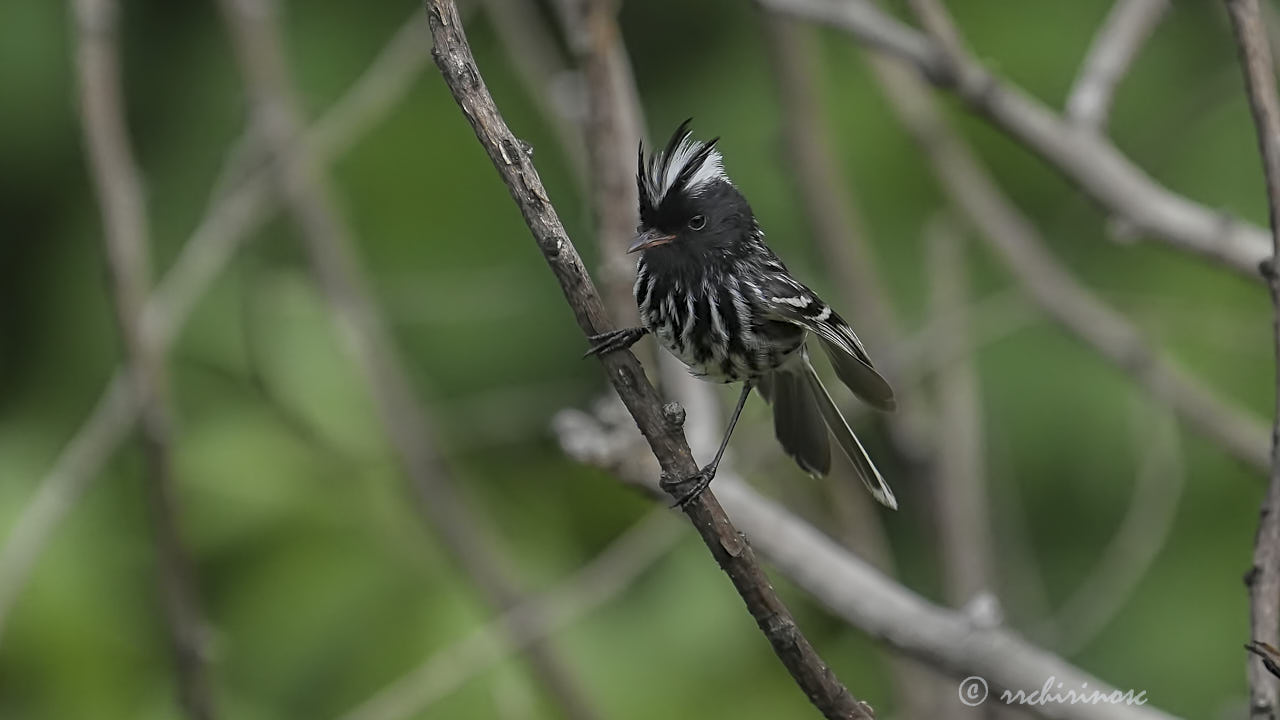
(665, 381, 754, 508)
(583, 326, 649, 357)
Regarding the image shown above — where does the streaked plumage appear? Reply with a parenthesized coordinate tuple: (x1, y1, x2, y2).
(588, 120, 898, 509)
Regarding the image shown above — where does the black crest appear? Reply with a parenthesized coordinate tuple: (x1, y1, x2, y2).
(637, 119, 724, 226)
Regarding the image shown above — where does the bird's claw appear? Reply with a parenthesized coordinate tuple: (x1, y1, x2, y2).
(662, 465, 716, 509)
(583, 327, 647, 358)
(1246, 640, 1280, 679)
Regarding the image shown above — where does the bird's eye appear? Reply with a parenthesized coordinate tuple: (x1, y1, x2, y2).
(688, 215, 706, 231)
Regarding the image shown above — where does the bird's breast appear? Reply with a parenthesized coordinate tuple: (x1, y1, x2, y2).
(634, 261, 803, 383)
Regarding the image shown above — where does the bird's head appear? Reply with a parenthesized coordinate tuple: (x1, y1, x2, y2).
(631, 120, 754, 259)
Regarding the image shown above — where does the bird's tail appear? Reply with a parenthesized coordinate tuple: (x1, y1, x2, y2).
(759, 353, 898, 510)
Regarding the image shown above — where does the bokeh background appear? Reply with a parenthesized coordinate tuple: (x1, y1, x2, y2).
(0, 0, 1273, 718)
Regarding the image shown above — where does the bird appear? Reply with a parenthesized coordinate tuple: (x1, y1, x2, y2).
(586, 120, 898, 510)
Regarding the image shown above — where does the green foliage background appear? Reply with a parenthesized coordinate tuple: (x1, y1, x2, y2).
(0, 0, 1272, 718)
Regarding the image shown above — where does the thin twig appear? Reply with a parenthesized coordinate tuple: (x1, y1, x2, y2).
(1042, 403, 1183, 656)
(72, 0, 214, 717)
(755, 0, 1272, 279)
(1065, 0, 1169, 132)
(554, 408, 1177, 720)
(0, 11, 433, 643)
(866, 51, 1271, 473)
(426, 2, 877, 717)
(338, 509, 684, 720)
(986, 433, 1059, 644)
(215, 1, 601, 718)
(1224, 1, 1280, 716)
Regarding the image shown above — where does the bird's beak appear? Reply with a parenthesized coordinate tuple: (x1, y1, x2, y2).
(627, 228, 676, 253)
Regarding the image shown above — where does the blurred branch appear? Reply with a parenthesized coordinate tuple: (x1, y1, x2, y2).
(761, 16, 952, 718)
(883, 289, 1038, 390)
(1225, 1, 1280, 716)
(214, 2, 601, 719)
(233, 265, 361, 464)
(71, 1, 214, 717)
(554, 407, 1177, 720)
(755, 0, 1273, 279)
(761, 14, 934, 467)
(925, 218, 995, 609)
(761, 17, 895, 354)
(560, 0, 646, 331)
(925, 219, 1011, 720)
(425, 3, 878, 718)
(1266, 2, 1280, 75)
(1042, 404, 1183, 656)
(338, 509, 683, 720)
(865, 51, 1272, 473)
(0, 9, 435, 646)
(1065, 0, 1169, 132)
(480, 0, 588, 187)
(985, 432, 1061, 646)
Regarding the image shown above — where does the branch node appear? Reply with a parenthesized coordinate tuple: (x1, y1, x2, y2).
(1246, 563, 1262, 589)
(1260, 257, 1278, 283)
(662, 401, 686, 430)
(1105, 215, 1141, 245)
(764, 613, 799, 644)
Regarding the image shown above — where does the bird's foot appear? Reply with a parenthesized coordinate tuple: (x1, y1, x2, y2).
(583, 327, 648, 358)
(661, 465, 717, 509)
(1246, 640, 1280, 679)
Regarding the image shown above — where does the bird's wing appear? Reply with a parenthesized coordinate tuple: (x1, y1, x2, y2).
(757, 275, 896, 411)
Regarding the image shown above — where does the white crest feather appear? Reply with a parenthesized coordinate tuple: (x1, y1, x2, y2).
(642, 130, 727, 208)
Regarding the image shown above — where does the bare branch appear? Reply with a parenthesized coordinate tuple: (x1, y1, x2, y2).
(338, 510, 684, 720)
(713, 478, 1172, 720)
(72, 1, 214, 717)
(1224, 1, 1280, 715)
(758, 0, 935, 68)
(1065, 0, 1169, 132)
(866, 53, 1271, 473)
(426, 2, 877, 717)
(480, 0, 589, 187)
(554, 409, 1177, 720)
(215, 1, 602, 718)
(0, 11, 431, 642)
(755, 0, 1272, 279)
